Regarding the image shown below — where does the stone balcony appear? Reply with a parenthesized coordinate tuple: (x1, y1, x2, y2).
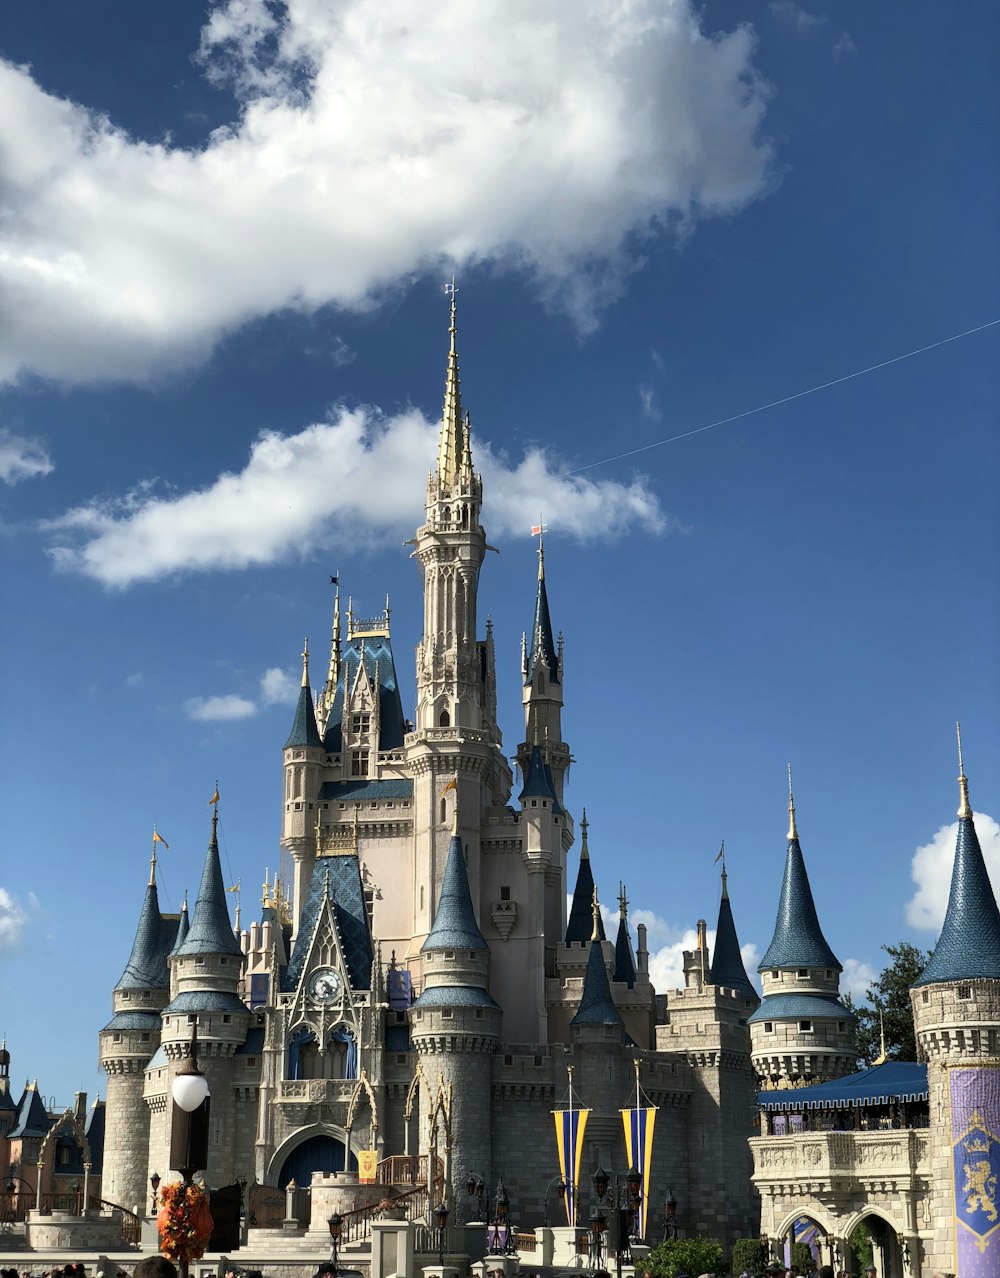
(751, 1127, 930, 1193)
(276, 1078, 359, 1106)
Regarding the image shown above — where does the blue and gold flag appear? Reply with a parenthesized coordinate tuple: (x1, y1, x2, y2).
(553, 1102, 589, 1227)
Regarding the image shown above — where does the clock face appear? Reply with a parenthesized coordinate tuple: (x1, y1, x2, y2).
(308, 967, 343, 1004)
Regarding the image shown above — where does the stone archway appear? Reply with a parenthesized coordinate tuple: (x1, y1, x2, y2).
(36, 1109, 92, 1206)
(844, 1209, 907, 1278)
(266, 1122, 358, 1189)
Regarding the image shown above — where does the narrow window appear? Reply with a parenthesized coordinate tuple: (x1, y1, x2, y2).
(439, 709, 450, 727)
(958, 984, 972, 1000)
(500, 885, 511, 901)
(799, 1020, 812, 1032)
(351, 749, 370, 777)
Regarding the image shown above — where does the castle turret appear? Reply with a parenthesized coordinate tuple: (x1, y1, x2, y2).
(613, 885, 637, 989)
(282, 641, 326, 928)
(408, 820, 501, 1218)
(519, 536, 568, 802)
(99, 847, 177, 1212)
(155, 810, 249, 1187)
(566, 813, 605, 945)
(748, 771, 856, 1085)
(708, 858, 759, 1008)
(911, 728, 1000, 1275)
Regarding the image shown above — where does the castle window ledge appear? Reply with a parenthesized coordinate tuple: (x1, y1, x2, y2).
(277, 1078, 357, 1104)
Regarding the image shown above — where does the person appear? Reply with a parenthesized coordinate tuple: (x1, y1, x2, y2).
(134, 1259, 179, 1278)
(818, 1267, 834, 1278)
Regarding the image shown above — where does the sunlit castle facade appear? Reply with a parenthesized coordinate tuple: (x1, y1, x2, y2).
(99, 295, 763, 1246)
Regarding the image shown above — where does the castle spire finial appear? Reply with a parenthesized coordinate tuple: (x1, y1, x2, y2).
(787, 762, 799, 840)
(591, 886, 601, 942)
(325, 576, 342, 703)
(580, 808, 590, 861)
(957, 721, 972, 819)
(301, 637, 310, 688)
(438, 280, 464, 488)
(718, 841, 729, 900)
(618, 881, 628, 921)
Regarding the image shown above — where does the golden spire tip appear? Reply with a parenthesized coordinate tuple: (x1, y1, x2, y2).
(591, 886, 600, 942)
(956, 721, 972, 819)
(301, 637, 310, 687)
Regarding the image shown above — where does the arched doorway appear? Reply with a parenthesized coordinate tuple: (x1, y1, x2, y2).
(277, 1134, 357, 1189)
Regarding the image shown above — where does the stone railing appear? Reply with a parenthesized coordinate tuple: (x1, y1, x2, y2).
(751, 1127, 930, 1185)
(277, 1078, 358, 1104)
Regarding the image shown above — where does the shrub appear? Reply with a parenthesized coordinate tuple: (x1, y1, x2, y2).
(790, 1241, 813, 1274)
(645, 1236, 726, 1277)
(731, 1238, 768, 1277)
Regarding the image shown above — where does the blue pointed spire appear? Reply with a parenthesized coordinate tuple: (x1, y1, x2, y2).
(422, 833, 488, 952)
(519, 743, 562, 813)
(759, 780, 840, 972)
(915, 737, 1000, 985)
(176, 810, 242, 957)
(525, 541, 559, 685)
(709, 866, 759, 1004)
(572, 894, 623, 1028)
(115, 877, 175, 991)
(613, 885, 637, 988)
(285, 639, 323, 749)
(566, 812, 606, 945)
(170, 894, 189, 954)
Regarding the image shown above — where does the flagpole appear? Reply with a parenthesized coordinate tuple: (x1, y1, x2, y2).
(567, 1064, 575, 1228)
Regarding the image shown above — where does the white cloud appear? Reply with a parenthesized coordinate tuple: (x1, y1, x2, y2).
(45, 405, 667, 587)
(125, 671, 144, 687)
(841, 957, 877, 1002)
(0, 888, 29, 950)
(637, 384, 660, 421)
(0, 1, 774, 385)
(833, 32, 857, 62)
(769, 1, 824, 32)
(906, 811, 1000, 932)
(260, 666, 298, 705)
(0, 428, 53, 484)
(184, 693, 258, 722)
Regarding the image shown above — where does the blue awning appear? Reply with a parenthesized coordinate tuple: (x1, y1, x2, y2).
(758, 1061, 928, 1111)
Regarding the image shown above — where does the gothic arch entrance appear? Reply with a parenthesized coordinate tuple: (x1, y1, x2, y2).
(277, 1134, 357, 1189)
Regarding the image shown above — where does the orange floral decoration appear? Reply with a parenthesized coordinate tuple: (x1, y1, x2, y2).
(156, 1181, 214, 1262)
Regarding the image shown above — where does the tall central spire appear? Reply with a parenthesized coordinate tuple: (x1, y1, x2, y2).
(437, 280, 466, 490)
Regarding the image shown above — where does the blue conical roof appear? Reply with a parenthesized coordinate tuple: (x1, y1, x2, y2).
(525, 554, 559, 685)
(422, 833, 488, 952)
(171, 899, 190, 954)
(915, 813, 1000, 985)
(518, 745, 563, 814)
(176, 814, 242, 957)
(566, 825, 605, 945)
(709, 874, 759, 1004)
(115, 880, 177, 991)
(285, 682, 322, 749)
(571, 940, 624, 1028)
(759, 835, 840, 972)
(614, 914, 636, 988)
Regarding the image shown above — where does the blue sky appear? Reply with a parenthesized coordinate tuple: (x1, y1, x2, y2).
(1, 0, 997, 1108)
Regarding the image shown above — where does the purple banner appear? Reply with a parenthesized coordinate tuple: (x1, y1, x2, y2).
(951, 1067, 1000, 1275)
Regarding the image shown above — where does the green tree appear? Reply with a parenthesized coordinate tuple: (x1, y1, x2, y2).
(851, 942, 929, 1065)
(645, 1236, 726, 1277)
(732, 1238, 768, 1276)
(790, 1241, 813, 1273)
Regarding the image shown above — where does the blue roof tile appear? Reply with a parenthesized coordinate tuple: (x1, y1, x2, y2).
(566, 849, 605, 946)
(410, 985, 500, 1010)
(176, 815, 242, 958)
(759, 837, 840, 972)
(747, 992, 854, 1024)
(571, 940, 624, 1028)
(285, 683, 322, 749)
(116, 882, 179, 991)
(171, 901, 189, 954)
(709, 878, 759, 1005)
(422, 834, 488, 952)
(10, 1086, 51, 1139)
(322, 636, 407, 753)
(84, 1100, 106, 1172)
(319, 778, 414, 802)
(285, 855, 373, 992)
(915, 813, 1000, 985)
(614, 915, 637, 988)
(525, 562, 559, 685)
(758, 1061, 927, 1111)
(102, 1011, 162, 1033)
(518, 745, 562, 814)
(162, 990, 248, 1015)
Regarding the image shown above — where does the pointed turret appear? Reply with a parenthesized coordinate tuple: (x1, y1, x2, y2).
(172, 893, 189, 953)
(708, 859, 759, 1005)
(115, 873, 176, 991)
(176, 810, 242, 958)
(758, 772, 840, 972)
(285, 638, 323, 749)
(518, 742, 562, 812)
(566, 812, 606, 944)
(422, 832, 488, 952)
(437, 281, 466, 490)
(525, 539, 559, 686)
(320, 587, 342, 727)
(915, 728, 1000, 984)
(571, 892, 623, 1027)
(614, 883, 637, 988)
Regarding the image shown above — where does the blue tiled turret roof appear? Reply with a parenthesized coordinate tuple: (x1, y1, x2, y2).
(525, 551, 559, 685)
(84, 1100, 106, 1173)
(759, 828, 840, 972)
(915, 808, 1000, 985)
(518, 744, 563, 814)
(102, 1011, 163, 1033)
(709, 872, 759, 1005)
(162, 990, 248, 1016)
(411, 985, 500, 1010)
(319, 779, 414, 802)
(747, 992, 854, 1024)
(571, 940, 624, 1028)
(116, 880, 179, 991)
(285, 682, 322, 749)
(176, 813, 242, 958)
(10, 1084, 51, 1139)
(566, 820, 605, 946)
(614, 913, 637, 988)
(422, 833, 488, 952)
(171, 899, 189, 953)
(285, 855, 373, 992)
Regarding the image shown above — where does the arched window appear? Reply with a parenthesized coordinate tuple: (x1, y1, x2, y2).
(439, 709, 450, 727)
(440, 797, 447, 825)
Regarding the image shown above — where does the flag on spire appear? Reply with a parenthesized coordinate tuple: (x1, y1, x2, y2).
(152, 829, 169, 849)
(209, 785, 220, 806)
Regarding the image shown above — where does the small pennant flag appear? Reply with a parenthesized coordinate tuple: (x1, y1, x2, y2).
(153, 830, 170, 849)
(209, 787, 220, 806)
(531, 523, 548, 536)
(715, 840, 725, 863)
(330, 574, 339, 585)
(440, 776, 458, 798)
(227, 881, 241, 894)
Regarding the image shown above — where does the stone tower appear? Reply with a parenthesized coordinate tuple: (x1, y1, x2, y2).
(99, 850, 177, 1213)
(911, 733, 1000, 1276)
(408, 822, 501, 1217)
(749, 775, 857, 1086)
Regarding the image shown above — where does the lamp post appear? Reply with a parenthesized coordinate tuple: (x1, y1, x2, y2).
(4, 1177, 32, 1224)
(588, 1206, 608, 1273)
(663, 1187, 678, 1240)
(543, 1175, 566, 1228)
(435, 1200, 449, 1266)
(494, 1177, 515, 1255)
(466, 1171, 490, 1230)
(328, 1211, 342, 1272)
(150, 1172, 161, 1216)
(169, 1017, 212, 1278)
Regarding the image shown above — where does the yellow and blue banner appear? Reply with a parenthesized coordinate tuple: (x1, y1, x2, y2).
(621, 1104, 656, 1237)
(951, 1066, 1000, 1274)
(553, 1105, 589, 1227)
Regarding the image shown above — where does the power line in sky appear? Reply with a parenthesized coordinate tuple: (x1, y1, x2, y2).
(562, 316, 1000, 478)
